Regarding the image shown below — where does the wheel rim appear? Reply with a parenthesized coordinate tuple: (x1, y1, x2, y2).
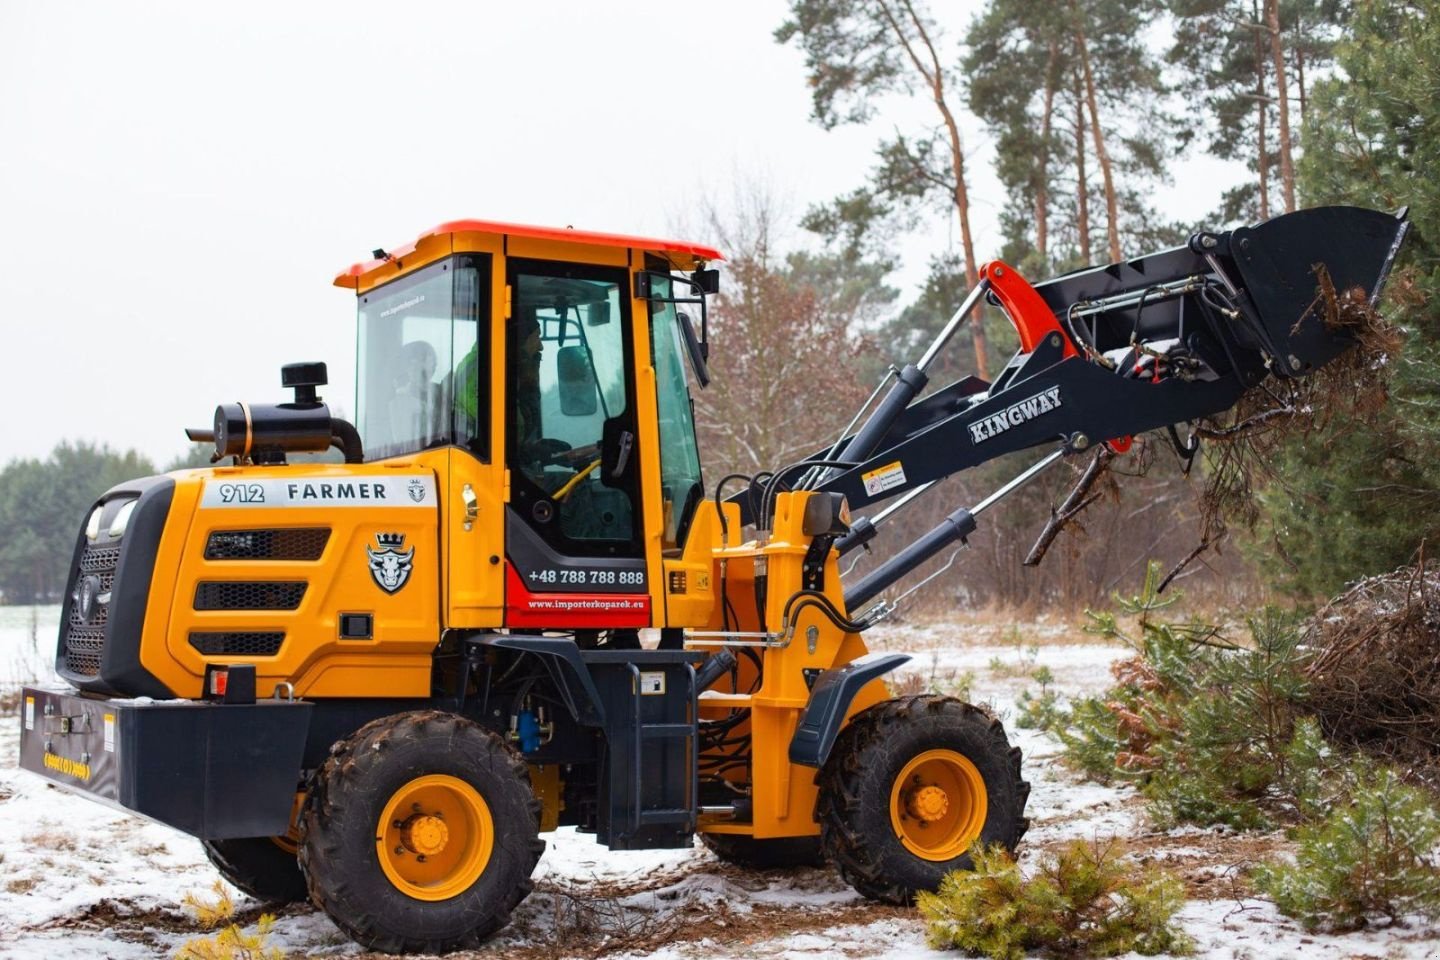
(889, 748, 988, 862)
(375, 774, 494, 901)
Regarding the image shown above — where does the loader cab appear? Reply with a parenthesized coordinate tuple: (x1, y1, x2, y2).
(335, 221, 721, 633)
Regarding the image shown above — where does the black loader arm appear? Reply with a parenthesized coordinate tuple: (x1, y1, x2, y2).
(734, 205, 1410, 522)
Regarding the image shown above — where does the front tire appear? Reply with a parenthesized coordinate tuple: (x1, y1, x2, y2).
(299, 711, 543, 954)
(817, 695, 1029, 904)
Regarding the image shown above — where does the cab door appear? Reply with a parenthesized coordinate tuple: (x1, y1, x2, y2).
(500, 258, 651, 628)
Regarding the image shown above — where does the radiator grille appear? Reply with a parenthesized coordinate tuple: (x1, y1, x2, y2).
(194, 581, 307, 611)
(204, 528, 330, 561)
(64, 628, 106, 677)
(62, 542, 122, 678)
(188, 632, 286, 657)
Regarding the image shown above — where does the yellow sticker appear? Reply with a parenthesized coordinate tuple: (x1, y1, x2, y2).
(24, 696, 34, 732)
(861, 460, 907, 496)
(44, 751, 91, 782)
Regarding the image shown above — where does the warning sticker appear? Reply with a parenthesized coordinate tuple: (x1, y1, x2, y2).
(862, 461, 908, 497)
(103, 713, 115, 753)
(24, 696, 34, 732)
(639, 672, 666, 696)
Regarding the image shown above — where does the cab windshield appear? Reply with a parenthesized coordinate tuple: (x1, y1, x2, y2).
(355, 257, 487, 460)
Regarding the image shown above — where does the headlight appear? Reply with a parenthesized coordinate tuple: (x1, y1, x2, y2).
(108, 500, 137, 539)
(84, 506, 103, 541)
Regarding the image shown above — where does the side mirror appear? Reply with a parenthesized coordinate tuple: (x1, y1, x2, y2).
(556, 345, 598, 416)
(692, 268, 720, 294)
(586, 301, 611, 326)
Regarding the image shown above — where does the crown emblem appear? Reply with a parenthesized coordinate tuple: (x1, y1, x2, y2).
(366, 532, 415, 594)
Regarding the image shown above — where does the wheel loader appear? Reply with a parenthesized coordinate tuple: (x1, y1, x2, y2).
(19, 206, 1408, 952)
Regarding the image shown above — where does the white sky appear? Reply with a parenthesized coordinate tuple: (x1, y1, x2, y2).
(0, 1, 1241, 467)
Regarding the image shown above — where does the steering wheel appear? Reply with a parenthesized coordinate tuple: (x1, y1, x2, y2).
(527, 438, 572, 466)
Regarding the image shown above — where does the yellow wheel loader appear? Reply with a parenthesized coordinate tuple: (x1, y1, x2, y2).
(20, 208, 1408, 952)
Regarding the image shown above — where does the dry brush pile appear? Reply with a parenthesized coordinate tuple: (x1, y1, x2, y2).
(1302, 564, 1440, 790)
(1012, 561, 1440, 932)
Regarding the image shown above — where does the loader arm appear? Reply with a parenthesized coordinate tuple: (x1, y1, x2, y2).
(728, 205, 1409, 610)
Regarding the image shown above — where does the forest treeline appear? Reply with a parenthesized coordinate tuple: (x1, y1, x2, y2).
(2, 0, 1434, 609)
(706, 0, 1437, 609)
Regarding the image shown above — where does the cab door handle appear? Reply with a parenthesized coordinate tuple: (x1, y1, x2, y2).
(610, 430, 634, 478)
(461, 484, 478, 532)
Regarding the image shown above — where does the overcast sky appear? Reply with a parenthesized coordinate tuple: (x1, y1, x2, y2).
(0, 1, 1240, 468)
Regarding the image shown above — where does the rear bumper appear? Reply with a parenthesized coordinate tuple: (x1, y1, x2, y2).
(18, 686, 312, 839)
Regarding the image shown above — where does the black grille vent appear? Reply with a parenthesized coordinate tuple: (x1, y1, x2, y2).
(64, 628, 106, 677)
(62, 542, 123, 678)
(79, 546, 121, 573)
(204, 528, 330, 561)
(188, 632, 286, 656)
(194, 581, 307, 611)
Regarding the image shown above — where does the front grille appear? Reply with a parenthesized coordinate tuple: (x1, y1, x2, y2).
(79, 546, 121, 573)
(194, 581, 307, 611)
(64, 629, 106, 676)
(189, 632, 286, 657)
(205, 528, 330, 561)
(62, 542, 122, 678)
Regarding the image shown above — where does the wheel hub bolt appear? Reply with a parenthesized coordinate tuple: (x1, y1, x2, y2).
(400, 814, 450, 856)
(906, 785, 950, 823)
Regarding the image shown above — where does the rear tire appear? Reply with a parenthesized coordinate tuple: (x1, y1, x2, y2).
(817, 695, 1029, 904)
(201, 837, 308, 904)
(700, 832, 825, 869)
(299, 711, 543, 954)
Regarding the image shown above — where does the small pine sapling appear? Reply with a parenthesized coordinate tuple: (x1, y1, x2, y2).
(918, 839, 1192, 959)
(174, 914, 286, 960)
(1254, 762, 1440, 931)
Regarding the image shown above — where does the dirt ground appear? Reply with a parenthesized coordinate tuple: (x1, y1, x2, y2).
(2, 610, 1437, 959)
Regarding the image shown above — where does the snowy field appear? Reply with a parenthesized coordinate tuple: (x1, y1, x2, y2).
(1, 606, 1437, 959)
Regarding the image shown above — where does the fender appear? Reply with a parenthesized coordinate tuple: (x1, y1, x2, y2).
(472, 634, 607, 726)
(788, 652, 911, 767)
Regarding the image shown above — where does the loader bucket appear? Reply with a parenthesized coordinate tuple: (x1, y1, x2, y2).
(1226, 205, 1409, 376)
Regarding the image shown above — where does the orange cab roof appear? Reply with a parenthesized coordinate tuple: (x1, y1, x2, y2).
(334, 218, 725, 289)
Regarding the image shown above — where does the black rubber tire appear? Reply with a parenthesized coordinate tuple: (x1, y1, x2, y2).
(700, 832, 826, 869)
(817, 695, 1030, 904)
(201, 837, 309, 904)
(298, 710, 544, 954)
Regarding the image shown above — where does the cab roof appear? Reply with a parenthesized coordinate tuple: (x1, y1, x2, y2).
(334, 218, 725, 290)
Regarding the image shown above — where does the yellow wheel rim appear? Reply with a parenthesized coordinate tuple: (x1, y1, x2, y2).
(889, 749, 988, 862)
(376, 774, 494, 901)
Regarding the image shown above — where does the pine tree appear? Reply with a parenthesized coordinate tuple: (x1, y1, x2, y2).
(966, 0, 1179, 274)
(776, 0, 993, 375)
(1256, 0, 1440, 597)
(1167, 0, 1343, 224)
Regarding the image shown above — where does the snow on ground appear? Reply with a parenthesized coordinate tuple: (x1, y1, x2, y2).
(2, 607, 1437, 959)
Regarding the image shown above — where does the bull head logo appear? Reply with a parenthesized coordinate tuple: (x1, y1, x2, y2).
(366, 532, 414, 594)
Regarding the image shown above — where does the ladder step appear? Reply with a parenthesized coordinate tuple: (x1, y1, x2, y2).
(640, 724, 694, 740)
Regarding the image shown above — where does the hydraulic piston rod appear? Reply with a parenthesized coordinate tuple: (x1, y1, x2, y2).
(843, 448, 1066, 611)
(819, 280, 992, 488)
(836, 480, 936, 556)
